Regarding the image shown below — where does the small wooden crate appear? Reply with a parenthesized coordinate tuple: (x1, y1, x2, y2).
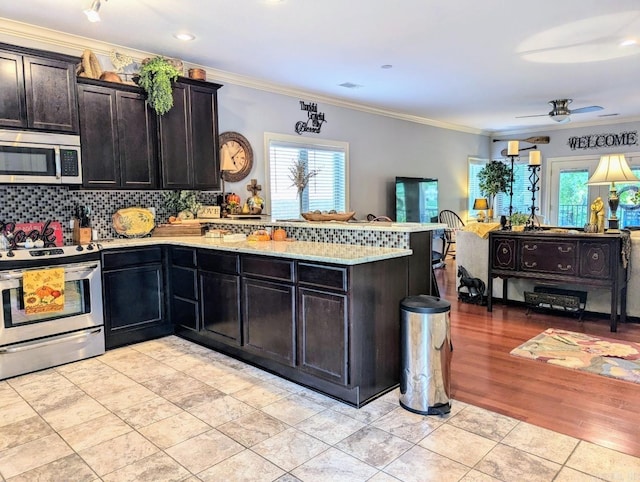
(152, 223, 206, 237)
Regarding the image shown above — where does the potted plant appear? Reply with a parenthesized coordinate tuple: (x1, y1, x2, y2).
(162, 190, 201, 219)
(477, 160, 511, 218)
(136, 56, 181, 115)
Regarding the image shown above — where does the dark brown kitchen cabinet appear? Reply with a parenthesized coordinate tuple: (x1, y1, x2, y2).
(102, 247, 171, 349)
(198, 250, 242, 345)
(0, 43, 79, 132)
(158, 78, 222, 190)
(242, 256, 296, 367)
(169, 247, 199, 332)
(77, 79, 157, 189)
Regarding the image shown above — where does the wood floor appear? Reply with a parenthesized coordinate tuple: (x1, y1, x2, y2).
(438, 260, 640, 459)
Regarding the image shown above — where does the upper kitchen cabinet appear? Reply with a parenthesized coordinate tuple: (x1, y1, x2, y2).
(158, 78, 222, 190)
(78, 78, 157, 189)
(0, 43, 79, 133)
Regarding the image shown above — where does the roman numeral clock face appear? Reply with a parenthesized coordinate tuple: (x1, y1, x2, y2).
(219, 131, 253, 183)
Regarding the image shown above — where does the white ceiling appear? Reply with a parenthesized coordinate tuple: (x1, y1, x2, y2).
(3, 0, 640, 134)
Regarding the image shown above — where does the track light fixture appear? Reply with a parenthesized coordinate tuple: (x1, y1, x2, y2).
(84, 0, 106, 23)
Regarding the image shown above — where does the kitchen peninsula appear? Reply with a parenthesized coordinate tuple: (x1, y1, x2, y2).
(99, 220, 443, 407)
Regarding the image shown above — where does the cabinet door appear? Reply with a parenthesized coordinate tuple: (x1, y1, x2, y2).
(78, 84, 119, 188)
(0, 51, 26, 128)
(580, 241, 612, 279)
(200, 271, 241, 344)
(116, 90, 157, 188)
(23, 56, 78, 132)
(491, 237, 516, 270)
(242, 278, 295, 366)
(298, 288, 348, 385)
(190, 84, 220, 190)
(159, 83, 192, 188)
(103, 263, 166, 349)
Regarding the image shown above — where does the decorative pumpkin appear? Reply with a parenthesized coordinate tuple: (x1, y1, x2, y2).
(226, 193, 241, 205)
(247, 229, 271, 242)
(272, 228, 287, 241)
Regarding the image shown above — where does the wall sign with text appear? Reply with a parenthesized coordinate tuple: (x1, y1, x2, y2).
(567, 130, 638, 150)
(295, 101, 327, 135)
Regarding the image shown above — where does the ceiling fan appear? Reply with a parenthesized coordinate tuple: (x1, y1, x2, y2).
(517, 99, 603, 124)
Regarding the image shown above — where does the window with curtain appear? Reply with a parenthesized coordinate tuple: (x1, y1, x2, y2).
(468, 157, 532, 218)
(266, 133, 348, 220)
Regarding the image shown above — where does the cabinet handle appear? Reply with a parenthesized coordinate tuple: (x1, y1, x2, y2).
(557, 264, 572, 271)
(524, 244, 537, 251)
(524, 261, 537, 268)
(502, 247, 508, 254)
(592, 253, 599, 260)
(558, 246, 573, 253)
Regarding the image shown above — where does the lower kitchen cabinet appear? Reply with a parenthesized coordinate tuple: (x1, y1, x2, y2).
(169, 247, 199, 332)
(102, 246, 171, 349)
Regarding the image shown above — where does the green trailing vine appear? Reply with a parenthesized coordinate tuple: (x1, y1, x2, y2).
(137, 57, 180, 115)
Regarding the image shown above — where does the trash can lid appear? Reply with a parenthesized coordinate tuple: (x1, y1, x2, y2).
(401, 294, 450, 313)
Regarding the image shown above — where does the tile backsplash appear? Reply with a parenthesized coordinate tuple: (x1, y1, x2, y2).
(0, 186, 218, 245)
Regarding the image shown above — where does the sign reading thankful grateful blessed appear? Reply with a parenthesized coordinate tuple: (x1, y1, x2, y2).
(295, 101, 327, 135)
(567, 130, 638, 150)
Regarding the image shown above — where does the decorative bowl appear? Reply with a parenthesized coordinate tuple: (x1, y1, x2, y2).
(301, 211, 356, 222)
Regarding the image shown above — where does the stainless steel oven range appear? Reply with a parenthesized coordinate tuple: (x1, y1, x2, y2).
(0, 244, 104, 380)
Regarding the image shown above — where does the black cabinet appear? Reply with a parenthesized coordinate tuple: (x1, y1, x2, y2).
(169, 247, 199, 332)
(78, 79, 157, 189)
(0, 43, 79, 132)
(242, 256, 296, 366)
(199, 250, 241, 345)
(158, 78, 222, 190)
(102, 247, 171, 348)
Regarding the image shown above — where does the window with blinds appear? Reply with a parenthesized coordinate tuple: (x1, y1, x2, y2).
(468, 157, 533, 218)
(266, 133, 348, 220)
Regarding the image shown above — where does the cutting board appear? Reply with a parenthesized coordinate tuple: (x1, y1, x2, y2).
(152, 223, 206, 237)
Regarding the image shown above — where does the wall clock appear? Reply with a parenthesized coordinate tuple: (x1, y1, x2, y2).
(219, 131, 253, 183)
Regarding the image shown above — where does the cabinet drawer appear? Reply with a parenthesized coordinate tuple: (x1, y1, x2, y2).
(242, 255, 293, 282)
(102, 246, 162, 269)
(298, 263, 347, 292)
(520, 241, 576, 275)
(171, 266, 197, 300)
(171, 247, 196, 268)
(198, 250, 239, 274)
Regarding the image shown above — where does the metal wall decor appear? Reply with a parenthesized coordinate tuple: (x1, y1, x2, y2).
(295, 101, 327, 135)
(567, 130, 638, 150)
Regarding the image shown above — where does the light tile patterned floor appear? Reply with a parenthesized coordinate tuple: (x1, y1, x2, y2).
(1, 336, 640, 481)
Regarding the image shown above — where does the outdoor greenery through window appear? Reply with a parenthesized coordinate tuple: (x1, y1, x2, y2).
(266, 133, 348, 220)
(468, 158, 532, 219)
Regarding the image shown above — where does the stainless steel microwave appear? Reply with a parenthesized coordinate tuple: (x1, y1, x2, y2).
(0, 130, 82, 185)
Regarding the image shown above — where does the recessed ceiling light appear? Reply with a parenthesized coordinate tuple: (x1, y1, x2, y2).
(381, 64, 393, 69)
(620, 38, 638, 47)
(339, 82, 363, 89)
(174, 32, 195, 41)
(83, 0, 104, 23)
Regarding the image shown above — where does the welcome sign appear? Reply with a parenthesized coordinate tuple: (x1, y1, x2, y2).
(567, 130, 638, 150)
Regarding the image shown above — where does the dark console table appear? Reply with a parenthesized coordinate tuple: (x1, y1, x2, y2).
(487, 230, 629, 332)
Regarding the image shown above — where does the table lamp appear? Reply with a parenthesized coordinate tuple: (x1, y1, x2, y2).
(473, 198, 489, 222)
(587, 154, 639, 232)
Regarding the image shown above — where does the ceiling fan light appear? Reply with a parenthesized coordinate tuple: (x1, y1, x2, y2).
(552, 114, 570, 123)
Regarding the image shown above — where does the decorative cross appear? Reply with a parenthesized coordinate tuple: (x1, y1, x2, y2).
(246, 179, 262, 197)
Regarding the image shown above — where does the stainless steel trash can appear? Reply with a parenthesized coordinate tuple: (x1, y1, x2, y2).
(399, 295, 452, 415)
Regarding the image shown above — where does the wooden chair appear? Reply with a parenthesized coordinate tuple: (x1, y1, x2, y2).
(438, 209, 465, 259)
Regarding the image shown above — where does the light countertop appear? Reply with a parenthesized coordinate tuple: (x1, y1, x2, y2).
(203, 218, 446, 232)
(97, 236, 412, 265)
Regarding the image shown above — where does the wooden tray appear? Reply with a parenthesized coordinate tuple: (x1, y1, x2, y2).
(152, 224, 206, 237)
(301, 211, 355, 222)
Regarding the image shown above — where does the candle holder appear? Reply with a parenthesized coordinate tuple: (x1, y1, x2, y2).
(506, 154, 517, 230)
(524, 164, 541, 231)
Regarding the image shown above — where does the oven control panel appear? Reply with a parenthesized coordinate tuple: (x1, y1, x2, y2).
(28, 248, 65, 257)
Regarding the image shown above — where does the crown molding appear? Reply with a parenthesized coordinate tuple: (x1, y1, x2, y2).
(0, 17, 488, 137)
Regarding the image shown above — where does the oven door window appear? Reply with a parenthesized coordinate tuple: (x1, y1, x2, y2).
(2, 278, 91, 327)
(0, 145, 56, 176)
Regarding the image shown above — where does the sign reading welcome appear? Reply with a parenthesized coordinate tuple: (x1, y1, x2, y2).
(567, 130, 638, 150)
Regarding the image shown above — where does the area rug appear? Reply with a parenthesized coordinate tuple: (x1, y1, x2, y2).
(510, 328, 640, 384)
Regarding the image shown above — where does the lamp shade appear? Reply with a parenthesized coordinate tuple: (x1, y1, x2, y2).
(473, 198, 489, 210)
(587, 154, 639, 185)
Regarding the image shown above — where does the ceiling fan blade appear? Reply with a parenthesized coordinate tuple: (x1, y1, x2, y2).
(493, 136, 550, 144)
(515, 113, 550, 119)
(570, 105, 603, 114)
